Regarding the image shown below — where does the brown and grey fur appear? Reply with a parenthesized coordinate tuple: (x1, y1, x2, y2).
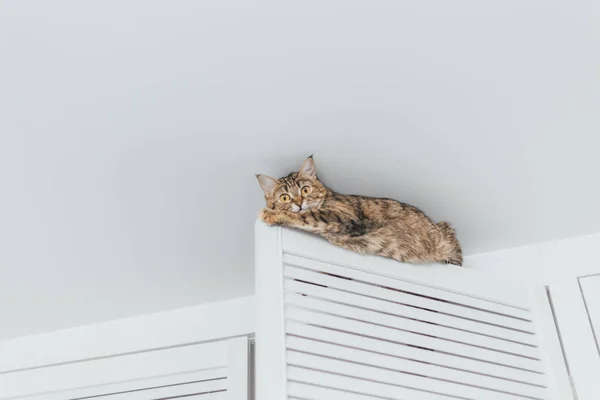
(256, 156, 462, 266)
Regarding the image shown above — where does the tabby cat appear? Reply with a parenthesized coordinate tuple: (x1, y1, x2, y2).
(256, 156, 463, 266)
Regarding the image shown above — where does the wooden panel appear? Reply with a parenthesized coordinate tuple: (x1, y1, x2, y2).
(22, 369, 227, 400)
(579, 275, 600, 347)
(183, 394, 228, 400)
(530, 287, 577, 400)
(288, 367, 458, 400)
(282, 228, 532, 310)
(0, 341, 228, 399)
(255, 222, 287, 400)
(256, 225, 575, 400)
(288, 352, 546, 400)
(285, 306, 543, 372)
(278, 236, 573, 400)
(10, 337, 251, 400)
(227, 337, 249, 400)
(285, 291, 540, 358)
(289, 382, 387, 400)
(550, 279, 600, 400)
(286, 322, 547, 386)
(284, 277, 537, 345)
(284, 255, 534, 328)
(96, 380, 227, 399)
(180, 393, 228, 400)
(287, 337, 547, 398)
(284, 264, 533, 335)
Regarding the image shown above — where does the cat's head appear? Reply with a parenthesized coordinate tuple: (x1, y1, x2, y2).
(256, 156, 327, 213)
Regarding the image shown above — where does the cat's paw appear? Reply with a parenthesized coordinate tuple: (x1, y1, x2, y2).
(259, 208, 279, 226)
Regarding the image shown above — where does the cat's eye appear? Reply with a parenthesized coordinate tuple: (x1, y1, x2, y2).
(279, 194, 291, 202)
(301, 186, 312, 195)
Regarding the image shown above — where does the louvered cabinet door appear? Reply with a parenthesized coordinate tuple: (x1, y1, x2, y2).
(255, 223, 574, 400)
(0, 337, 248, 400)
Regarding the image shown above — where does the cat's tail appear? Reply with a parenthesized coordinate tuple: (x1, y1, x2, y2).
(437, 221, 463, 266)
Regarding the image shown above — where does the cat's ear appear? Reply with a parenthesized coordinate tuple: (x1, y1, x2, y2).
(298, 155, 317, 180)
(256, 174, 278, 194)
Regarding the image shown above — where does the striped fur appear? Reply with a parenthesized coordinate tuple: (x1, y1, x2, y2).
(257, 156, 462, 266)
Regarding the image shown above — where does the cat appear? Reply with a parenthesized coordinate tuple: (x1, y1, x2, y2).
(256, 156, 463, 266)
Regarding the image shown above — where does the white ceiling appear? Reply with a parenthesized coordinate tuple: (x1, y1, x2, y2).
(1, 0, 598, 340)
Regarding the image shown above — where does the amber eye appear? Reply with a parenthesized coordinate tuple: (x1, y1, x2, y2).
(279, 194, 291, 202)
(301, 186, 312, 195)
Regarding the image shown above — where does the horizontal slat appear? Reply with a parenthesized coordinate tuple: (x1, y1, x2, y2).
(23, 369, 228, 400)
(0, 341, 228, 399)
(285, 292, 541, 359)
(288, 366, 460, 400)
(289, 382, 389, 400)
(281, 228, 532, 310)
(176, 392, 227, 399)
(287, 351, 547, 400)
(98, 380, 226, 399)
(286, 307, 545, 372)
(286, 337, 548, 399)
(284, 254, 533, 320)
(286, 322, 547, 386)
(92, 380, 226, 399)
(285, 264, 535, 333)
(285, 277, 537, 346)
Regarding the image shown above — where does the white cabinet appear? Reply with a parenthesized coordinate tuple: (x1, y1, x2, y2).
(579, 275, 600, 346)
(0, 298, 254, 400)
(0, 337, 248, 400)
(548, 277, 600, 400)
(255, 223, 574, 400)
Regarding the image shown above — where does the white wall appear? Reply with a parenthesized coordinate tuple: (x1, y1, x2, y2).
(1, 0, 598, 340)
(466, 232, 600, 285)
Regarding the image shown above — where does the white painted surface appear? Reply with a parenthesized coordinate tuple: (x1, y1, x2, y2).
(228, 337, 250, 400)
(283, 228, 534, 310)
(26, 371, 229, 400)
(284, 274, 536, 344)
(466, 232, 600, 285)
(467, 234, 600, 399)
(579, 275, 600, 348)
(284, 256, 533, 330)
(0, 341, 229, 399)
(547, 280, 600, 400)
(255, 223, 287, 400)
(24, 370, 228, 400)
(531, 288, 576, 400)
(0, 296, 255, 373)
(0, 336, 249, 400)
(256, 224, 574, 400)
(1, 0, 599, 339)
